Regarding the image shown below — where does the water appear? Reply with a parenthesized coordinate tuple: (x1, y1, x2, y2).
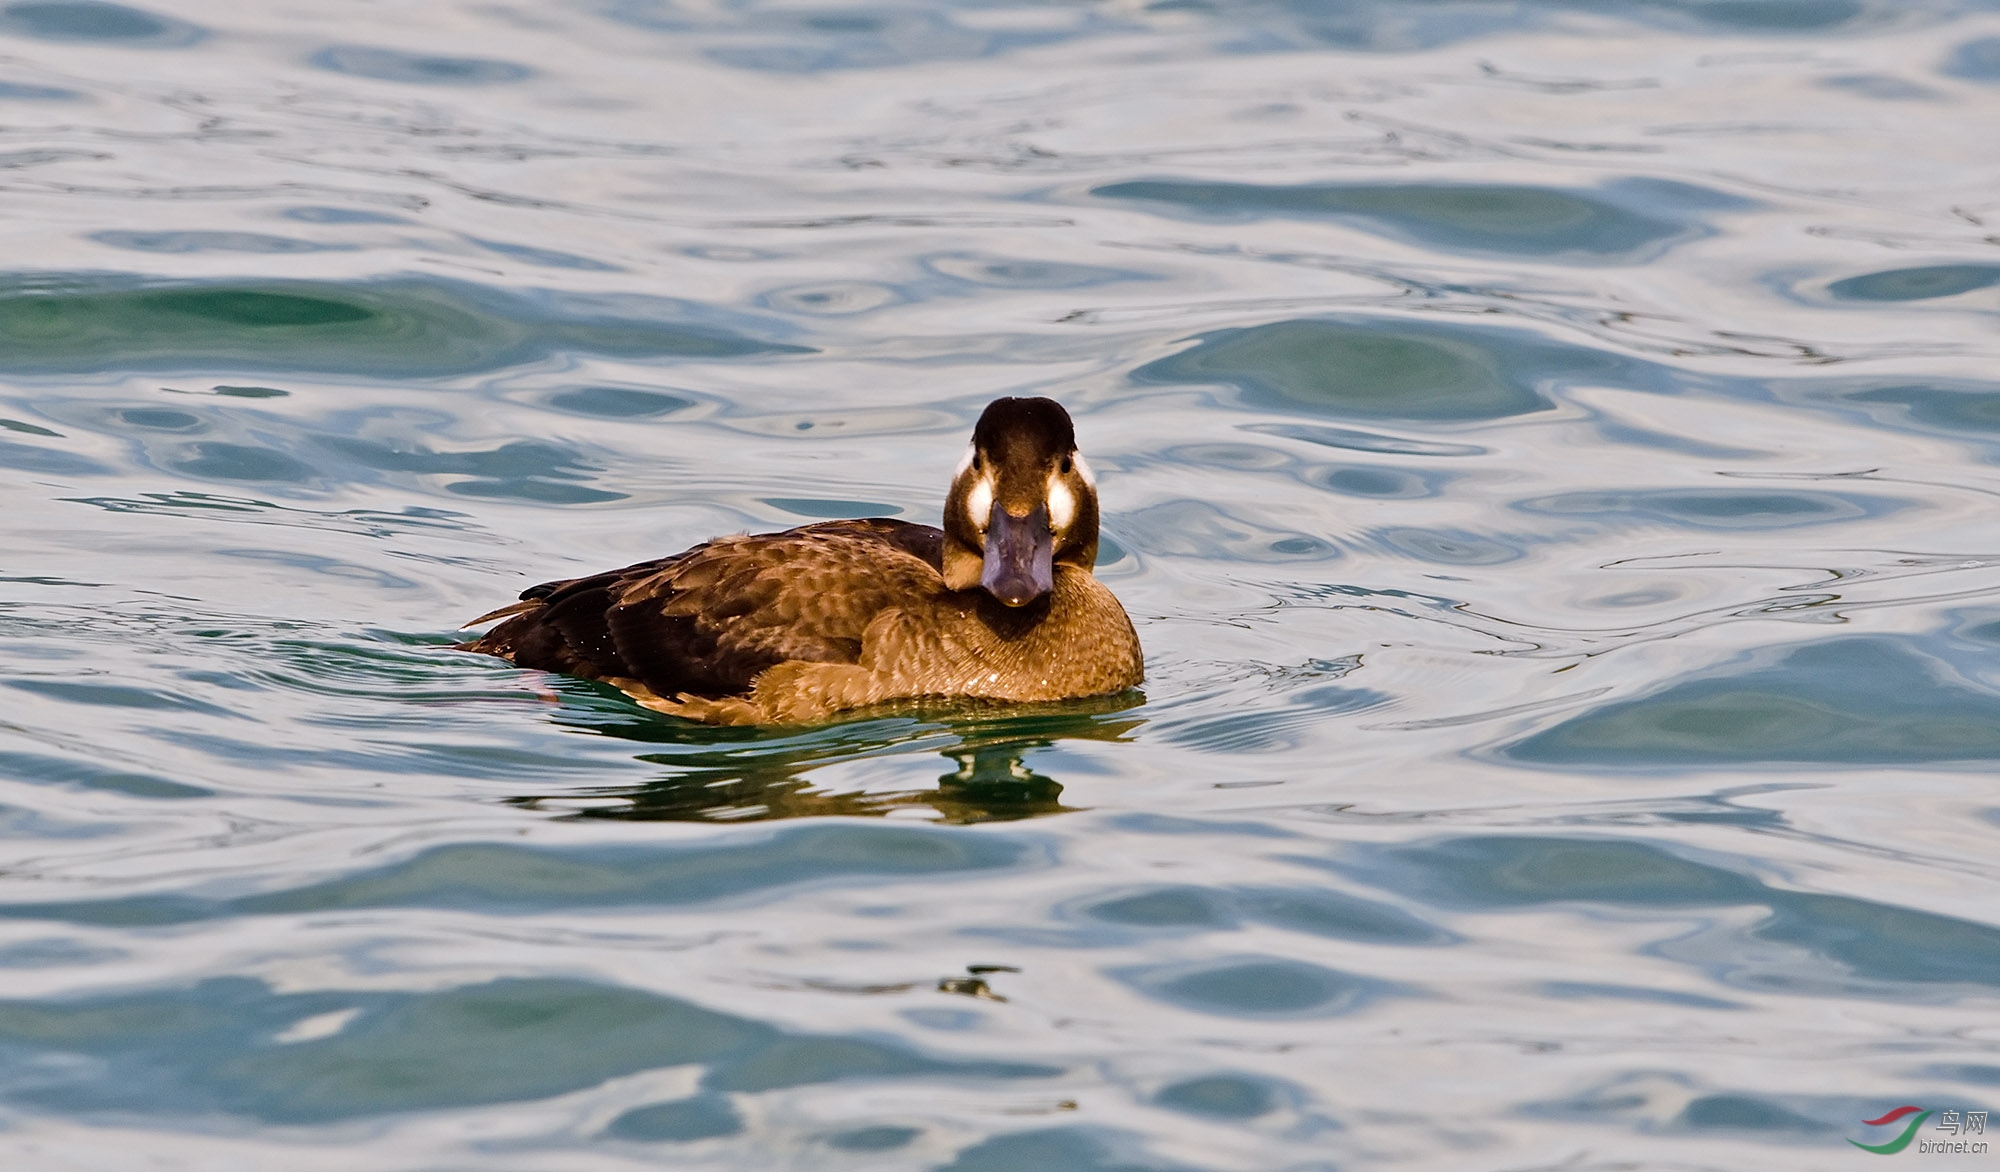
(1, 0, 1998, 1166)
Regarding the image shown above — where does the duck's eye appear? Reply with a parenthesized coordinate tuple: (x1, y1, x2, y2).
(970, 453, 983, 473)
(1058, 454, 1073, 474)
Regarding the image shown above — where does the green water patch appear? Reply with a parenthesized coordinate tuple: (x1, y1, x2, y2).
(90, 231, 340, 255)
(761, 496, 904, 519)
(1308, 463, 1445, 498)
(544, 385, 695, 418)
(61, 494, 470, 545)
(230, 629, 520, 702)
(1148, 679, 1387, 755)
(316, 435, 624, 503)
(1067, 882, 1451, 945)
(1118, 499, 1339, 561)
(1342, 835, 2000, 996)
(597, 0, 1900, 67)
(825, 1124, 922, 1151)
(1827, 264, 2000, 301)
(1114, 955, 1381, 1017)
(7, 679, 241, 718)
(0, 436, 108, 475)
(606, 1094, 743, 1142)
(1818, 72, 1941, 99)
(0, 938, 123, 967)
(0, 975, 1058, 1123)
(1679, 1093, 1836, 1135)
(704, 1031, 1049, 1093)
(116, 407, 201, 431)
(63, 399, 631, 498)
(1636, 0, 1865, 31)
(0, 1, 203, 46)
(1240, 420, 1487, 456)
(1533, 981, 1743, 1010)
(0, 749, 211, 799)
(282, 205, 410, 225)
(1155, 1074, 1283, 1120)
(1369, 525, 1522, 565)
(924, 251, 1153, 290)
(469, 235, 620, 271)
(0, 79, 81, 100)
(1945, 34, 2000, 81)
(0, 822, 1032, 926)
(1176, 0, 1883, 53)
(1801, 379, 2000, 448)
(1093, 178, 1732, 261)
(1132, 316, 1651, 422)
(0, 273, 809, 378)
(1077, 885, 1233, 930)
(1509, 637, 2000, 768)
(167, 442, 319, 484)
(1521, 1071, 1852, 1140)
(939, 1126, 1199, 1172)
(759, 279, 902, 315)
(625, 6, 1078, 73)
(309, 44, 531, 84)
(1918, 1063, 2000, 1086)
(1517, 486, 1901, 530)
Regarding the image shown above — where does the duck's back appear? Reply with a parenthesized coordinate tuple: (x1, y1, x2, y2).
(464, 518, 949, 703)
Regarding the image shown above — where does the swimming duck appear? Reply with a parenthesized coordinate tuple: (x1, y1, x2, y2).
(461, 396, 1143, 725)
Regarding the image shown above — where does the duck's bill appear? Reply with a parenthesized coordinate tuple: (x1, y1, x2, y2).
(981, 502, 1054, 606)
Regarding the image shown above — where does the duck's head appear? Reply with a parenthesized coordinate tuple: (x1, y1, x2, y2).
(943, 396, 1101, 607)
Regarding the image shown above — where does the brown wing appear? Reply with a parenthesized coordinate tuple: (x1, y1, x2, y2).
(463, 518, 946, 699)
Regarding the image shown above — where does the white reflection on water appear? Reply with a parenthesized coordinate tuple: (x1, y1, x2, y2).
(1, 0, 1999, 1167)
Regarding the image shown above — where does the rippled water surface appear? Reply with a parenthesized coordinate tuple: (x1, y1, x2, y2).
(3, 1, 2000, 1167)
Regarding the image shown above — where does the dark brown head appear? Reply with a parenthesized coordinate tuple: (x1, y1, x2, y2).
(942, 397, 1101, 606)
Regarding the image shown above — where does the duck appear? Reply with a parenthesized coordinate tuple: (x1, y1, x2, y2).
(460, 396, 1143, 725)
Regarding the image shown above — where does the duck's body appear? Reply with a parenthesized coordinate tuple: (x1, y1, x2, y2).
(462, 398, 1142, 725)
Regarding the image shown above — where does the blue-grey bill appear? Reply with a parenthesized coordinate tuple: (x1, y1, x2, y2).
(981, 502, 1054, 606)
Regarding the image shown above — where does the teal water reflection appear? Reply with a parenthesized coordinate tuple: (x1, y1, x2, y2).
(513, 689, 1143, 822)
(0, 274, 807, 377)
(1511, 635, 2000, 768)
(1094, 178, 1734, 261)
(1345, 834, 2000, 994)
(0, 975, 1060, 1124)
(1, 0, 1998, 1167)
(1132, 314, 1674, 422)
(0, 822, 1033, 924)
(0, 1, 203, 46)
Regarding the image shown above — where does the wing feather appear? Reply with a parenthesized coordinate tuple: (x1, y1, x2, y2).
(463, 519, 947, 699)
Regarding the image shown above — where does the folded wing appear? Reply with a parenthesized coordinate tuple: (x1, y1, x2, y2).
(463, 519, 946, 700)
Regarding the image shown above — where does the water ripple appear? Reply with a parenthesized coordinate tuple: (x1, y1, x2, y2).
(1, 1, 1997, 1166)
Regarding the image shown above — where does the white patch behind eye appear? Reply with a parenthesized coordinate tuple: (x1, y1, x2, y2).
(1071, 452, 1096, 488)
(965, 471, 994, 531)
(952, 443, 976, 480)
(1047, 474, 1076, 531)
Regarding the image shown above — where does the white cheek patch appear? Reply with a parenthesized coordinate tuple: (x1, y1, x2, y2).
(964, 472, 994, 531)
(1047, 473, 1077, 532)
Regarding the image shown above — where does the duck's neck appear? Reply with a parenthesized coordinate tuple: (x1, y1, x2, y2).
(964, 567, 1142, 696)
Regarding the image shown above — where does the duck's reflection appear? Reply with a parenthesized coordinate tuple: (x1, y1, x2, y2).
(505, 682, 1143, 824)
